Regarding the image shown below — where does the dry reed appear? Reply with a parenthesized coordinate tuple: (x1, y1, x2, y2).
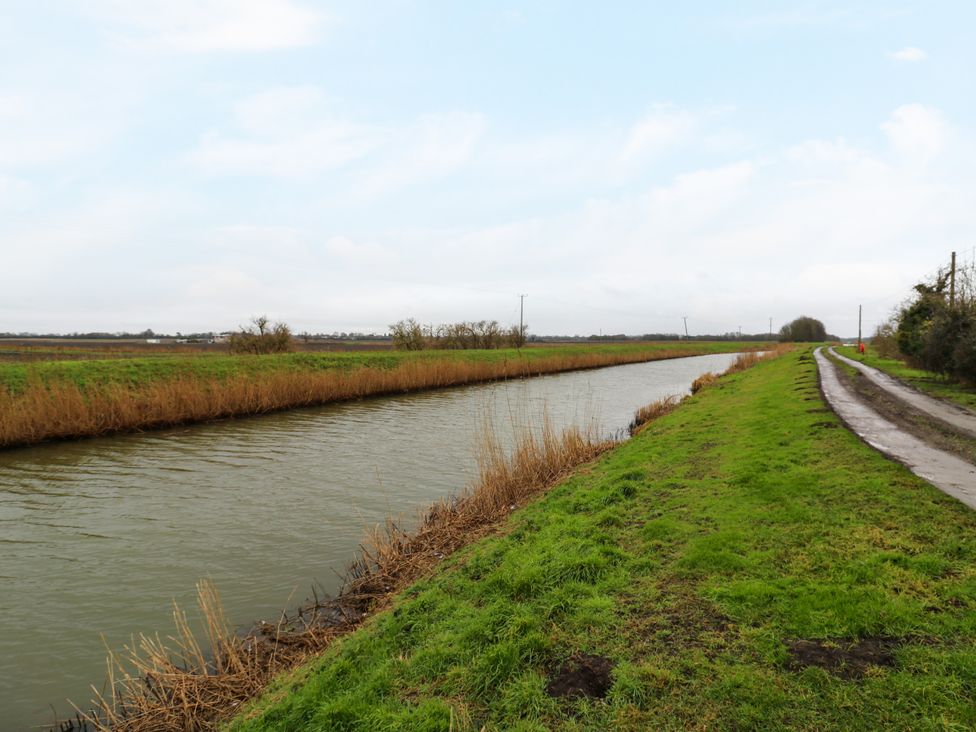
(0, 347, 753, 449)
(628, 394, 684, 435)
(73, 417, 613, 732)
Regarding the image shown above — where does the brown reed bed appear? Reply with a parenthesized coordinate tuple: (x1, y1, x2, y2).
(1, 346, 755, 449)
(72, 417, 614, 732)
(628, 394, 684, 435)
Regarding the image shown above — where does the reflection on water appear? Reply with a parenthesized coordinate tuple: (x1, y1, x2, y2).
(0, 352, 740, 729)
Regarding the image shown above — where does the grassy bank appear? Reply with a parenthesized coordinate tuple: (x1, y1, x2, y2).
(836, 346, 976, 411)
(227, 348, 976, 731)
(0, 342, 756, 449)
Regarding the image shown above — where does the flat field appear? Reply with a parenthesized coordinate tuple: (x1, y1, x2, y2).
(0, 342, 760, 448)
(229, 348, 976, 731)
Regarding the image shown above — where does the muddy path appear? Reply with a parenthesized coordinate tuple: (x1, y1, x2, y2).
(824, 350, 976, 466)
(828, 347, 976, 438)
(814, 348, 976, 510)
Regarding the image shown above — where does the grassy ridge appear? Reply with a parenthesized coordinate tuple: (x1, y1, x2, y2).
(0, 343, 757, 448)
(229, 349, 976, 731)
(836, 346, 976, 411)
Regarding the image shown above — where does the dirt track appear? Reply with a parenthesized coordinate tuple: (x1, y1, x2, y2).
(829, 347, 976, 438)
(815, 348, 976, 510)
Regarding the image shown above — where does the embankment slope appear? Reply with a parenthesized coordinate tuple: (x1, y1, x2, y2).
(228, 348, 976, 731)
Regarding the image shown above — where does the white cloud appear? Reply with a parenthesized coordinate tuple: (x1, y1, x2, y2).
(0, 174, 32, 208)
(189, 89, 485, 189)
(188, 87, 382, 176)
(620, 106, 696, 162)
(91, 0, 325, 52)
(882, 104, 949, 161)
(324, 235, 391, 263)
(889, 46, 927, 62)
(354, 111, 486, 196)
(0, 92, 119, 169)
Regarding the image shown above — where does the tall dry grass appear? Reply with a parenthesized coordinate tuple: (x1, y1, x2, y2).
(74, 417, 614, 732)
(0, 346, 741, 449)
(628, 394, 684, 435)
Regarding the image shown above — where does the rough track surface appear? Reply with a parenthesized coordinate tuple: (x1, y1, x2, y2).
(815, 348, 976, 510)
(829, 347, 976, 438)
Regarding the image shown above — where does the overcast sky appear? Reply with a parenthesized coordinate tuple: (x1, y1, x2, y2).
(2, 2, 973, 337)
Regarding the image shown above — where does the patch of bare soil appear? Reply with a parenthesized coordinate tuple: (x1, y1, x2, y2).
(624, 582, 734, 659)
(828, 355, 976, 465)
(786, 637, 899, 679)
(546, 653, 615, 699)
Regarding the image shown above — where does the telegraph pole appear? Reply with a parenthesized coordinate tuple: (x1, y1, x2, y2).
(518, 294, 527, 347)
(950, 251, 957, 308)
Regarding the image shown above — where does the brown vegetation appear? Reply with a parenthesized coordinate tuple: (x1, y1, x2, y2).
(390, 318, 526, 350)
(227, 317, 293, 355)
(76, 418, 614, 731)
(628, 394, 684, 435)
(1, 346, 743, 449)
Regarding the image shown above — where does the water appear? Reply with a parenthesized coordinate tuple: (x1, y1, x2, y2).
(0, 352, 740, 729)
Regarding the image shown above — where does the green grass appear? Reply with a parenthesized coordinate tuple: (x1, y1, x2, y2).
(836, 346, 976, 411)
(0, 342, 757, 394)
(227, 349, 976, 731)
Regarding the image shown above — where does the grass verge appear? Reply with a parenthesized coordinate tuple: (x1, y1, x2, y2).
(836, 346, 976, 412)
(0, 342, 758, 449)
(226, 347, 976, 731)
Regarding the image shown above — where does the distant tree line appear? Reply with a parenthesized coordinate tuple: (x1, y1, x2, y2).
(390, 318, 527, 350)
(581, 332, 780, 342)
(778, 316, 836, 342)
(875, 261, 976, 381)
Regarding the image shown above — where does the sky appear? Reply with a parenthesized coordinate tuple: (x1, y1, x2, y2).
(1, 1, 974, 337)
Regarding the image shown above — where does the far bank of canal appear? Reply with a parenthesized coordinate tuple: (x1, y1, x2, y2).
(0, 352, 741, 729)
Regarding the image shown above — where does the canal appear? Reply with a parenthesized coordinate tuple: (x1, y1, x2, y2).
(0, 351, 741, 729)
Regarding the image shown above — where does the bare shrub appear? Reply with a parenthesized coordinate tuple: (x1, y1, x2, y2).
(872, 318, 901, 358)
(389, 318, 427, 350)
(392, 318, 519, 350)
(228, 316, 293, 355)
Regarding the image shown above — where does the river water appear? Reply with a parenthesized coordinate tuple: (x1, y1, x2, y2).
(0, 352, 740, 729)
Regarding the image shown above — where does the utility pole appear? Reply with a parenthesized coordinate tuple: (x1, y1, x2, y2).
(857, 305, 862, 349)
(518, 294, 527, 347)
(682, 316, 689, 339)
(950, 251, 957, 308)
